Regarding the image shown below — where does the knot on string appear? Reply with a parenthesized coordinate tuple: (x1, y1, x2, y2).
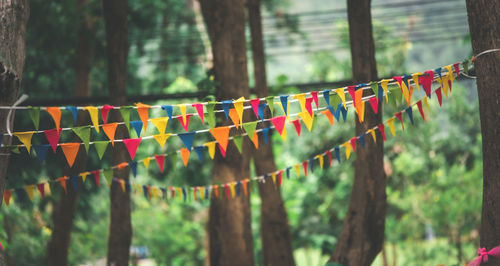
(467, 245, 500, 266)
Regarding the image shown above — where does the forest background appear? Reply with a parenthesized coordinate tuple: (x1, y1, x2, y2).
(1, 0, 481, 265)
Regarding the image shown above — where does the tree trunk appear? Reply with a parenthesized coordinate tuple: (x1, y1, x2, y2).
(102, 0, 132, 265)
(0, 0, 29, 207)
(247, 0, 295, 265)
(45, 1, 93, 264)
(465, 1, 500, 263)
(329, 0, 386, 265)
(199, 0, 255, 265)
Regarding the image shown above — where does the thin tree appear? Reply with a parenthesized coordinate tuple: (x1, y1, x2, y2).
(465, 1, 500, 264)
(0, 0, 29, 207)
(102, 0, 132, 264)
(198, 0, 255, 264)
(329, 0, 386, 265)
(45, 0, 94, 264)
(247, 0, 295, 265)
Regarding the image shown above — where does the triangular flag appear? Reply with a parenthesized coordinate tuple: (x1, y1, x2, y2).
(130, 121, 143, 137)
(37, 183, 45, 199)
(72, 126, 91, 152)
(369, 97, 379, 114)
(317, 154, 324, 169)
(25, 185, 34, 201)
(359, 133, 366, 148)
(221, 100, 232, 120)
(347, 86, 356, 106)
(33, 144, 50, 164)
(194, 146, 205, 161)
(45, 182, 52, 196)
(233, 97, 245, 125)
(80, 172, 89, 183)
(84, 106, 100, 132)
(143, 157, 151, 169)
(28, 106, 40, 130)
(416, 100, 426, 121)
(380, 80, 390, 102)
(423, 96, 430, 111)
(14, 131, 34, 154)
(368, 129, 377, 143)
(4, 190, 12, 206)
(46, 107, 62, 130)
(135, 103, 150, 133)
(406, 106, 414, 125)
(60, 143, 80, 167)
(412, 73, 421, 91)
(295, 164, 301, 178)
(298, 112, 314, 132)
(387, 118, 396, 136)
(233, 135, 243, 153)
(354, 88, 363, 113)
(357, 100, 365, 123)
(218, 143, 227, 157)
(311, 91, 319, 110)
(323, 90, 330, 106)
(378, 124, 386, 141)
(101, 105, 114, 124)
(94, 141, 108, 160)
(229, 109, 240, 128)
(321, 110, 334, 126)
(177, 104, 187, 125)
(334, 146, 341, 163)
(58, 177, 68, 194)
(305, 97, 314, 117)
(205, 141, 216, 159)
(161, 105, 173, 120)
(242, 121, 257, 141)
(350, 137, 357, 152)
(150, 117, 169, 135)
(92, 170, 101, 187)
(123, 138, 142, 160)
(178, 132, 195, 150)
(419, 70, 433, 98)
(302, 161, 308, 177)
(262, 127, 270, 144)
(206, 102, 216, 128)
(153, 133, 170, 148)
(344, 142, 352, 159)
(192, 103, 204, 124)
(294, 94, 306, 113)
(250, 99, 260, 118)
(180, 148, 190, 166)
(102, 122, 118, 146)
(129, 161, 138, 177)
(335, 88, 346, 109)
(265, 96, 274, 116)
(251, 132, 259, 149)
(209, 127, 230, 152)
(44, 128, 62, 153)
(258, 103, 267, 121)
(271, 116, 287, 136)
(119, 106, 132, 132)
(103, 168, 113, 187)
(177, 114, 192, 132)
(394, 112, 405, 131)
(280, 95, 288, 116)
(70, 175, 79, 192)
(155, 155, 165, 173)
(291, 119, 301, 136)
(435, 88, 443, 106)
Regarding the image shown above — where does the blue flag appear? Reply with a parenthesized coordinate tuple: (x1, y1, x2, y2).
(178, 132, 196, 150)
(359, 133, 366, 149)
(65, 106, 79, 125)
(182, 187, 187, 202)
(33, 144, 50, 164)
(129, 161, 138, 178)
(280, 95, 288, 115)
(262, 127, 270, 144)
(221, 100, 232, 120)
(286, 167, 291, 179)
(161, 105, 173, 120)
(236, 181, 241, 196)
(323, 90, 330, 106)
(406, 106, 414, 125)
(334, 146, 341, 164)
(130, 121, 143, 137)
(15, 188, 25, 202)
(258, 103, 267, 122)
(70, 175, 79, 191)
(194, 146, 205, 161)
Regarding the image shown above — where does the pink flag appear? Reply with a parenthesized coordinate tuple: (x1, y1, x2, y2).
(177, 113, 192, 132)
(291, 119, 301, 137)
(44, 128, 62, 153)
(350, 137, 357, 152)
(101, 105, 114, 124)
(271, 116, 287, 135)
(123, 138, 142, 160)
(369, 97, 378, 114)
(305, 97, 314, 116)
(310, 91, 319, 110)
(250, 99, 260, 118)
(192, 103, 204, 124)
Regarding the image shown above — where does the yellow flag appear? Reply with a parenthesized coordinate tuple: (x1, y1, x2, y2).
(80, 172, 89, 183)
(205, 141, 216, 159)
(14, 131, 34, 154)
(279, 127, 287, 141)
(44, 182, 52, 196)
(178, 104, 187, 124)
(335, 88, 346, 109)
(295, 164, 301, 178)
(176, 187, 182, 201)
(369, 129, 377, 143)
(412, 73, 421, 91)
(299, 112, 314, 132)
(200, 186, 205, 199)
(152, 186, 158, 199)
(119, 179, 126, 192)
(423, 96, 430, 111)
(229, 183, 236, 198)
(25, 185, 35, 201)
(387, 117, 396, 136)
(153, 133, 171, 148)
(317, 155, 324, 169)
(233, 97, 245, 125)
(150, 117, 169, 134)
(293, 94, 307, 113)
(344, 142, 352, 159)
(272, 172, 276, 184)
(84, 106, 100, 132)
(381, 79, 390, 102)
(143, 157, 151, 169)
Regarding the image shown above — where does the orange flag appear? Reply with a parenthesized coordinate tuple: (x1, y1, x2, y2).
(180, 148, 190, 166)
(321, 110, 334, 126)
(209, 126, 230, 152)
(60, 143, 80, 167)
(251, 132, 259, 149)
(102, 122, 118, 146)
(135, 103, 150, 133)
(46, 107, 62, 130)
(58, 177, 68, 194)
(229, 109, 240, 128)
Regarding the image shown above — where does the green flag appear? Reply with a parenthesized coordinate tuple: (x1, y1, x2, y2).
(265, 96, 274, 116)
(72, 126, 91, 152)
(28, 106, 40, 130)
(103, 168, 114, 186)
(330, 94, 341, 112)
(94, 141, 109, 160)
(206, 102, 216, 128)
(120, 106, 132, 133)
(233, 135, 243, 153)
(370, 82, 378, 96)
(242, 121, 257, 140)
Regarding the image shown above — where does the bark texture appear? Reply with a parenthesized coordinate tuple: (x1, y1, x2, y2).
(45, 1, 93, 264)
(247, 0, 295, 265)
(329, 0, 386, 265)
(199, 0, 255, 265)
(0, 0, 29, 208)
(465, 1, 500, 264)
(102, 0, 132, 265)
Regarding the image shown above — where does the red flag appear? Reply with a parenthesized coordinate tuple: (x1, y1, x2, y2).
(123, 138, 142, 160)
(37, 183, 45, 199)
(92, 170, 101, 187)
(327, 150, 332, 167)
(271, 116, 287, 135)
(394, 112, 405, 131)
(416, 100, 426, 121)
(177, 114, 192, 132)
(302, 161, 308, 177)
(369, 97, 379, 114)
(155, 154, 165, 173)
(250, 99, 260, 118)
(291, 119, 301, 137)
(310, 91, 319, 110)
(44, 128, 62, 153)
(378, 124, 386, 141)
(101, 105, 114, 124)
(350, 137, 357, 152)
(435, 88, 443, 106)
(305, 97, 313, 116)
